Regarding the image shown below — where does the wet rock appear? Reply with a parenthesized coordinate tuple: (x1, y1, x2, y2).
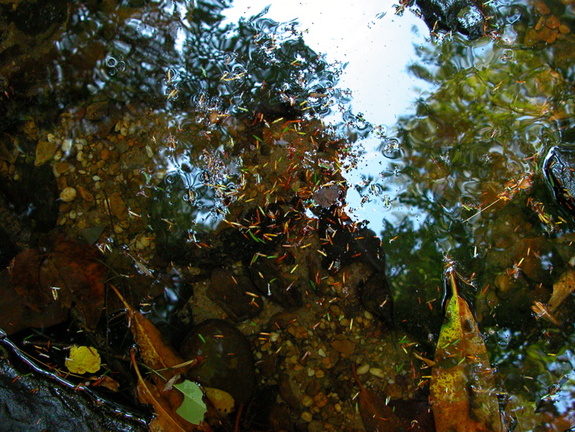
(0, 330, 148, 432)
(359, 272, 394, 329)
(249, 257, 303, 309)
(207, 268, 264, 322)
(318, 207, 386, 272)
(180, 319, 255, 404)
(544, 145, 575, 216)
(413, 0, 487, 39)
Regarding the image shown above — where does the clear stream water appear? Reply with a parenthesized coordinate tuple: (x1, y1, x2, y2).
(3, 0, 575, 429)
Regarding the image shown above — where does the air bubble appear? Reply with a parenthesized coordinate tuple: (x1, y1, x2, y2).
(106, 56, 118, 67)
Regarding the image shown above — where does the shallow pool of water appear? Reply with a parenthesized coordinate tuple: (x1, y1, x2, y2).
(2, 0, 575, 430)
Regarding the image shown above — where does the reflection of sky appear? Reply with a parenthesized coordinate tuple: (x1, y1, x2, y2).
(223, 0, 434, 233)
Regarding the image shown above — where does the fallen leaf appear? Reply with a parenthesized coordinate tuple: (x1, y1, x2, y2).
(548, 268, 575, 312)
(174, 380, 208, 424)
(9, 238, 107, 331)
(110, 285, 188, 382)
(204, 387, 235, 416)
(130, 350, 209, 432)
(429, 269, 503, 432)
(65, 345, 101, 374)
(351, 363, 404, 432)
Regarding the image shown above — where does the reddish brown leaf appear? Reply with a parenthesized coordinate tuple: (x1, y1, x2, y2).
(351, 364, 405, 432)
(111, 285, 188, 382)
(8, 238, 107, 331)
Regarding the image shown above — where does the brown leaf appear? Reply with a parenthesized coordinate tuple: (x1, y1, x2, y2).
(351, 364, 405, 432)
(130, 350, 210, 432)
(8, 238, 107, 330)
(429, 269, 503, 432)
(110, 285, 188, 382)
(548, 268, 575, 312)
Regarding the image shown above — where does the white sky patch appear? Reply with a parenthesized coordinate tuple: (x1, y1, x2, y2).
(223, 0, 434, 233)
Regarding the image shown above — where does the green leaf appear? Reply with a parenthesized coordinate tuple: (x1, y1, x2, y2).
(174, 380, 207, 425)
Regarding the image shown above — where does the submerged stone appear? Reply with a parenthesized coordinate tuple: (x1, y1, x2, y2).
(180, 319, 256, 404)
(544, 145, 575, 216)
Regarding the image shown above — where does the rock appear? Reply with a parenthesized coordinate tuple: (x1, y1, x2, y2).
(249, 257, 303, 309)
(544, 145, 575, 216)
(208, 268, 264, 322)
(180, 319, 256, 404)
(60, 187, 77, 203)
(359, 272, 394, 329)
(35, 140, 58, 166)
(414, 0, 487, 39)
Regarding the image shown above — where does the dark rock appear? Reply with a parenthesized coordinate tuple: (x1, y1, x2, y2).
(544, 145, 575, 216)
(0, 330, 148, 432)
(208, 268, 264, 322)
(248, 257, 303, 309)
(180, 319, 256, 404)
(359, 272, 394, 329)
(413, 0, 487, 39)
(318, 206, 386, 272)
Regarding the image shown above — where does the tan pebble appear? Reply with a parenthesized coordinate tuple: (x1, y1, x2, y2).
(35, 140, 59, 166)
(315, 369, 325, 379)
(330, 338, 356, 356)
(317, 348, 326, 357)
(61, 139, 73, 153)
(69, 210, 77, 219)
(356, 363, 370, 375)
(301, 412, 313, 423)
(114, 225, 124, 234)
(60, 187, 77, 202)
(363, 310, 373, 320)
(559, 24, 570, 34)
(313, 392, 328, 408)
(77, 186, 94, 202)
(369, 367, 385, 378)
(92, 175, 101, 182)
(54, 162, 72, 175)
(334, 403, 342, 412)
(76, 151, 84, 162)
(302, 395, 314, 408)
(545, 15, 561, 29)
(100, 148, 111, 160)
(339, 318, 350, 327)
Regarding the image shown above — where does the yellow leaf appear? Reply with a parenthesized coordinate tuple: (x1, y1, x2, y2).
(65, 345, 101, 374)
(429, 269, 503, 432)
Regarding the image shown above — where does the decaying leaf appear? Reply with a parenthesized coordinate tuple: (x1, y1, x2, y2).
(548, 268, 575, 312)
(8, 238, 107, 330)
(351, 364, 404, 432)
(65, 345, 101, 374)
(130, 350, 210, 432)
(429, 269, 503, 432)
(110, 284, 188, 382)
(174, 380, 208, 424)
(204, 387, 235, 416)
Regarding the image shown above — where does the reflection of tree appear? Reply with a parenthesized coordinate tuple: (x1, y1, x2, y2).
(375, 31, 575, 339)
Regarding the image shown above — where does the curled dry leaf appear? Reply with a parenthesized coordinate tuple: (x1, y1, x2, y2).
(429, 270, 503, 432)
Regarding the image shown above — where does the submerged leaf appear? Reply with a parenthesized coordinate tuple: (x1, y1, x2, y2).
(65, 345, 101, 374)
(351, 364, 404, 432)
(174, 380, 208, 425)
(429, 270, 503, 432)
(130, 350, 208, 432)
(110, 284, 187, 382)
(548, 268, 575, 313)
